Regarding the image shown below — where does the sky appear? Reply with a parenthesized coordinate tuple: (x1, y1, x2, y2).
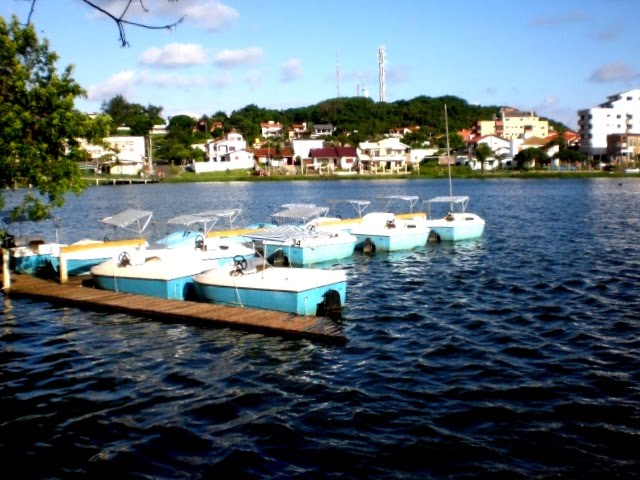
(3, 0, 640, 130)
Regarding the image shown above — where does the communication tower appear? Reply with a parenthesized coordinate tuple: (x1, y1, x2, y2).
(378, 45, 386, 102)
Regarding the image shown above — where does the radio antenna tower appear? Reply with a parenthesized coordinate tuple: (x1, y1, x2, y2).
(378, 45, 386, 102)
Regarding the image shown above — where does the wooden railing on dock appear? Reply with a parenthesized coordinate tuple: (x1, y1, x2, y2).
(1, 273, 346, 344)
(82, 177, 161, 186)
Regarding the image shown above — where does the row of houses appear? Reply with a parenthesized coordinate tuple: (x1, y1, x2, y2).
(82, 88, 640, 176)
(188, 133, 421, 174)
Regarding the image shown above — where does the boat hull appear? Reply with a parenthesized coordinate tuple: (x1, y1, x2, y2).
(10, 243, 62, 275)
(350, 212, 430, 252)
(426, 213, 485, 242)
(193, 267, 347, 316)
(92, 271, 199, 301)
(264, 238, 356, 266)
(50, 238, 148, 276)
(91, 244, 257, 300)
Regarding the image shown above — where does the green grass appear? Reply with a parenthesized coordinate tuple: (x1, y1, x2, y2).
(160, 166, 633, 183)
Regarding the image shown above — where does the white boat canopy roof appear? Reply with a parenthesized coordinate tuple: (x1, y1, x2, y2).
(423, 196, 470, 212)
(99, 209, 153, 236)
(1, 211, 62, 242)
(271, 205, 330, 223)
(164, 209, 242, 234)
(377, 195, 421, 213)
(326, 199, 371, 217)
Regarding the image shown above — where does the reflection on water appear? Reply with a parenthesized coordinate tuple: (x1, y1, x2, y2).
(1, 178, 640, 478)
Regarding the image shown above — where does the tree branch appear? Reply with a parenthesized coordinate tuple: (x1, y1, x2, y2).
(81, 0, 184, 47)
(23, 0, 184, 47)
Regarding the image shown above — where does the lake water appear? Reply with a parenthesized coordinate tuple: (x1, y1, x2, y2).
(1, 178, 639, 478)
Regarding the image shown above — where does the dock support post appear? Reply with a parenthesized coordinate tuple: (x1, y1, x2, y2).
(59, 251, 68, 284)
(2, 248, 10, 292)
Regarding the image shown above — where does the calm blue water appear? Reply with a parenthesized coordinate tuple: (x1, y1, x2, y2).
(1, 178, 640, 479)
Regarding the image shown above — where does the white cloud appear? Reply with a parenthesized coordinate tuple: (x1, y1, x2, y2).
(529, 11, 591, 28)
(87, 68, 232, 101)
(280, 58, 303, 82)
(215, 47, 263, 67)
(588, 62, 639, 83)
(95, 0, 239, 31)
(87, 70, 138, 101)
(592, 24, 622, 42)
(139, 43, 208, 67)
(173, 0, 239, 31)
(140, 72, 208, 88)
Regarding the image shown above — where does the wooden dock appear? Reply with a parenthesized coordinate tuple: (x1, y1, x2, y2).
(2, 274, 346, 344)
(82, 177, 161, 186)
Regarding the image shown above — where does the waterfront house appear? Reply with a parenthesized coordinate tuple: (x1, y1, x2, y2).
(309, 146, 358, 172)
(471, 134, 511, 157)
(606, 133, 640, 164)
(252, 147, 294, 169)
(189, 132, 255, 173)
(356, 138, 409, 173)
(80, 136, 146, 175)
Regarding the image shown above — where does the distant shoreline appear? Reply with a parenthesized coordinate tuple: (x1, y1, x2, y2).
(74, 168, 639, 187)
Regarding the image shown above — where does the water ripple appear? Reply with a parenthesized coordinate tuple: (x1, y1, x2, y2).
(2, 179, 640, 478)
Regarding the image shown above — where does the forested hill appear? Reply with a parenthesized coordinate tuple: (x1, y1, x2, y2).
(220, 95, 569, 145)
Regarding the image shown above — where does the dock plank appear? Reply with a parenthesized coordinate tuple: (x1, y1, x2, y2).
(3, 274, 346, 343)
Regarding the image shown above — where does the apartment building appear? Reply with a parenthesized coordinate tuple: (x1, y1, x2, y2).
(578, 88, 640, 157)
(471, 107, 549, 140)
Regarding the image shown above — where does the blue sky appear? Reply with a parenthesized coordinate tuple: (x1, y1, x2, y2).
(3, 0, 640, 129)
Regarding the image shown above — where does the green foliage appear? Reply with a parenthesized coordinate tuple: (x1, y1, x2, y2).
(556, 148, 585, 165)
(515, 148, 549, 169)
(0, 16, 108, 220)
(474, 143, 493, 163)
(101, 94, 164, 136)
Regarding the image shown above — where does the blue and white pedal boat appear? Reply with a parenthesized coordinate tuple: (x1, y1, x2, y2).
(422, 196, 485, 242)
(423, 106, 486, 242)
(90, 240, 257, 301)
(193, 260, 346, 317)
(155, 209, 245, 249)
(246, 225, 357, 266)
(245, 204, 357, 266)
(49, 209, 153, 276)
(1, 212, 63, 275)
(348, 196, 430, 252)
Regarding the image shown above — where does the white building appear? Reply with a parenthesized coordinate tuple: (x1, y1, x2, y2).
(472, 135, 512, 157)
(357, 138, 409, 173)
(79, 136, 147, 175)
(190, 132, 255, 173)
(578, 88, 640, 157)
(292, 139, 325, 162)
(260, 121, 283, 138)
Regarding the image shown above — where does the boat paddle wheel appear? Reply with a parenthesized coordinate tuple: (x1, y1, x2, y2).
(269, 249, 290, 267)
(427, 231, 441, 243)
(361, 237, 376, 254)
(316, 289, 342, 319)
(194, 234, 205, 251)
(117, 251, 131, 267)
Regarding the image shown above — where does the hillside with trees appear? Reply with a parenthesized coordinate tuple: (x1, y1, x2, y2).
(106, 94, 570, 165)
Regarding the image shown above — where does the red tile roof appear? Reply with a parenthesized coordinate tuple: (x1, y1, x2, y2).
(310, 147, 357, 157)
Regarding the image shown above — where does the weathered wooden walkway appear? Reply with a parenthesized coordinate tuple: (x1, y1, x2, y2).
(2, 274, 346, 344)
